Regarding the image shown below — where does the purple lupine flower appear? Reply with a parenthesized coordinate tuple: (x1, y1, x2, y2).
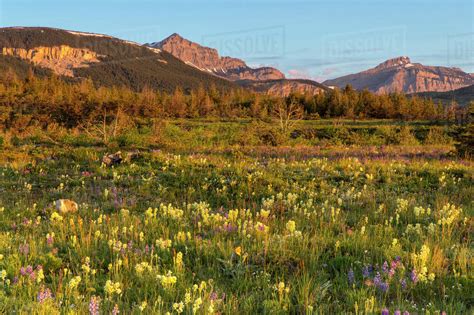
(391, 260, 398, 269)
(225, 223, 236, 232)
(26, 265, 33, 274)
(379, 282, 389, 293)
(394, 311, 401, 315)
(373, 272, 382, 287)
(382, 261, 389, 273)
(410, 269, 418, 284)
(403, 312, 410, 315)
(348, 268, 355, 285)
(37, 287, 53, 303)
(19, 244, 29, 256)
(400, 278, 407, 289)
(47, 234, 54, 246)
(363, 265, 371, 278)
(89, 296, 100, 315)
(382, 308, 389, 315)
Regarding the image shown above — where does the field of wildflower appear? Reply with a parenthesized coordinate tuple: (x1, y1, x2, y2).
(0, 120, 472, 314)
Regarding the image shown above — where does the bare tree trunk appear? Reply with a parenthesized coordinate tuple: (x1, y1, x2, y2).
(112, 106, 121, 138)
(102, 108, 107, 144)
(274, 99, 303, 134)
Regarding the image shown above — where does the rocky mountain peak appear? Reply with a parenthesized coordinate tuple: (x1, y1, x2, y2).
(161, 33, 194, 46)
(168, 32, 183, 39)
(375, 56, 412, 70)
(147, 33, 285, 81)
(324, 56, 474, 94)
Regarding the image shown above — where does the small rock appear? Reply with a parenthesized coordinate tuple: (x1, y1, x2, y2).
(125, 150, 141, 163)
(102, 151, 122, 167)
(55, 199, 78, 214)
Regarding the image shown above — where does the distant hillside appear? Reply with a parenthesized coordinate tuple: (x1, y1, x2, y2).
(0, 27, 235, 92)
(416, 84, 474, 106)
(0, 54, 54, 78)
(324, 56, 474, 94)
(238, 79, 329, 97)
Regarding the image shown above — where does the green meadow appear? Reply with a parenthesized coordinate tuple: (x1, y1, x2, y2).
(0, 120, 472, 314)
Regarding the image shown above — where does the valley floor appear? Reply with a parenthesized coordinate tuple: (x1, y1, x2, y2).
(0, 120, 472, 314)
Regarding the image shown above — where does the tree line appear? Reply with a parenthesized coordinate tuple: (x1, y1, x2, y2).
(0, 70, 469, 133)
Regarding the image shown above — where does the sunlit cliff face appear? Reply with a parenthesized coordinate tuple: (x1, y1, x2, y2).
(2, 45, 102, 76)
(150, 33, 285, 81)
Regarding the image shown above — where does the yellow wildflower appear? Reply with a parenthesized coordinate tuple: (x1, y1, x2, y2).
(139, 301, 147, 311)
(105, 280, 122, 295)
(68, 276, 81, 290)
(173, 302, 184, 313)
(286, 220, 296, 234)
(50, 212, 63, 222)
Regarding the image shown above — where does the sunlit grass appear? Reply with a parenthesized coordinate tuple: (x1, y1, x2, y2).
(0, 129, 472, 314)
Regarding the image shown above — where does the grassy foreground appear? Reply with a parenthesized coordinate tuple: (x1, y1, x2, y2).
(0, 120, 472, 314)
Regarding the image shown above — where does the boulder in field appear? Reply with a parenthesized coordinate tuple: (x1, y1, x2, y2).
(102, 152, 122, 167)
(55, 199, 78, 214)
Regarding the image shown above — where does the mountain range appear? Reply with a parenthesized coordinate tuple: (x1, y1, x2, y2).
(146, 33, 328, 96)
(324, 56, 474, 94)
(0, 27, 473, 102)
(0, 27, 328, 96)
(0, 27, 236, 92)
(147, 33, 285, 82)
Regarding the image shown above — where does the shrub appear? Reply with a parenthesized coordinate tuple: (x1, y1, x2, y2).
(424, 127, 452, 145)
(397, 126, 419, 145)
(452, 103, 474, 158)
(377, 126, 419, 145)
(238, 121, 287, 146)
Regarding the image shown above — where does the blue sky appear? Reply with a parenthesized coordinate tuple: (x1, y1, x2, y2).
(1, 0, 473, 81)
